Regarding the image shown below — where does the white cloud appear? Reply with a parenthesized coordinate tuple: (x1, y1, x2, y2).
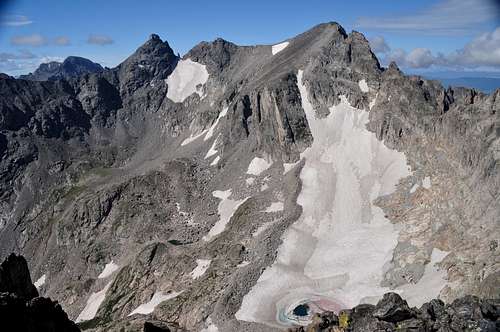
(11, 34, 47, 47)
(54, 36, 71, 46)
(87, 34, 114, 45)
(369, 36, 390, 54)
(377, 27, 500, 69)
(0, 15, 32, 26)
(0, 50, 36, 62)
(356, 0, 499, 35)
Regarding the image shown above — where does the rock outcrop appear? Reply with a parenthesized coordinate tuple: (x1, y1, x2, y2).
(0, 253, 80, 332)
(290, 293, 500, 332)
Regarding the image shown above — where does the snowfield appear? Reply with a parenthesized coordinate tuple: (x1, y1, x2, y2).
(272, 41, 289, 55)
(358, 79, 369, 93)
(236, 70, 445, 328)
(166, 59, 209, 103)
(128, 290, 183, 316)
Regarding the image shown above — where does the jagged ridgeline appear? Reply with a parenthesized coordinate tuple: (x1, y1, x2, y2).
(0, 22, 498, 332)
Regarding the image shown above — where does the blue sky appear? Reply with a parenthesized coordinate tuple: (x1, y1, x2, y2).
(1, 0, 499, 76)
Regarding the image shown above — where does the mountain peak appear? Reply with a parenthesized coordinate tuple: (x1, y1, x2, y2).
(19, 56, 103, 81)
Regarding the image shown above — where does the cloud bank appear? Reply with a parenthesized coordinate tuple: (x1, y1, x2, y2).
(370, 27, 500, 69)
(356, 0, 499, 35)
(87, 34, 114, 45)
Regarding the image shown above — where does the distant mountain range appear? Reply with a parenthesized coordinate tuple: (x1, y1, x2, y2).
(19, 56, 103, 81)
(430, 77, 500, 94)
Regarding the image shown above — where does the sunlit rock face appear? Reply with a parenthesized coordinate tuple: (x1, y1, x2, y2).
(236, 70, 414, 328)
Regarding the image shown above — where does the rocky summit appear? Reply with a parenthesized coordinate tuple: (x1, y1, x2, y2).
(0, 22, 498, 331)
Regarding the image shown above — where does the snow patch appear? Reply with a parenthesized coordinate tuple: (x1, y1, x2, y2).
(203, 190, 249, 241)
(181, 129, 209, 146)
(410, 183, 419, 193)
(210, 156, 220, 166)
(398, 249, 449, 307)
(166, 59, 209, 103)
(205, 107, 228, 141)
(98, 261, 119, 279)
(247, 157, 272, 176)
(283, 161, 300, 174)
(129, 290, 183, 316)
(263, 202, 284, 213)
(238, 261, 251, 268)
(358, 79, 369, 93)
(246, 177, 255, 186)
(76, 281, 112, 322)
(369, 93, 378, 110)
(205, 136, 219, 159)
(236, 70, 414, 328)
(190, 259, 211, 279)
(34, 274, 46, 289)
(272, 41, 289, 55)
(200, 317, 219, 332)
(422, 176, 432, 189)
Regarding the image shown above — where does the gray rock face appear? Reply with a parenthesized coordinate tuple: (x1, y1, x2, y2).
(0, 22, 498, 331)
(20, 56, 104, 81)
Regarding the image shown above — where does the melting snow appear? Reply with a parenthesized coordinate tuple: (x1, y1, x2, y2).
(236, 70, 415, 328)
(98, 261, 119, 279)
(422, 176, 432, 189)
(34, 274, 46, 289)
(129, 290, 183, 316)
(203, 190, 249, 241)
(358, 79, 369, 93)
(76, 281, 112, 322)
(247, 157, 272, 176)
(272, 41, 289, 55)
(205, 107, 228, 141)
(190, 259, 211, 279)
(166, 59, 209, 103)
(264, 202, 284, 213)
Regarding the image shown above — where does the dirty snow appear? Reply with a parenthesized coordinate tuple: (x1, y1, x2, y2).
(190, 259, 211, 279)
(181, 129, 209, 146)
(76, 281, 112, 322)
(166, 59, 209, 103)
(129, 290, 183, 316)
(358, 79, 369, 93)
(272, 41, 289, 55)
(236, 70, 416, 328)
(34, 274, 46, 289)
(98, 261, 119, 279)
(422, 176, 432, 189)
(205, 107, 228, 141)
(203, 190, 249, 241)
(264, 202, 284, 213)
(247, 157, 272, 176)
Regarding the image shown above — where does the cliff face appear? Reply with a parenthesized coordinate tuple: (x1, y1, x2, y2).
(0, 22, 498, 331)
